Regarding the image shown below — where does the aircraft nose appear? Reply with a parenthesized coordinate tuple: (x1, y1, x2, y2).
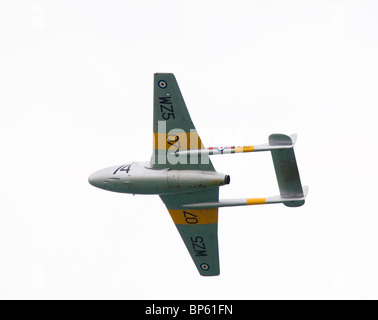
(88, 166, 122, 191)
(88, 173, 97, 187)
(88, 171, 102, 188)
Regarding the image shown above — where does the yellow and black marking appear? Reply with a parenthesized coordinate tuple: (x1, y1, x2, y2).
(168, 208, 218, 225)
(239, 146, 254, 153)
(153, 131, 204, 151)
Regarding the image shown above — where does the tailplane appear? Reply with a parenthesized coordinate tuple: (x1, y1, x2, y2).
(181, 133, 308, 210)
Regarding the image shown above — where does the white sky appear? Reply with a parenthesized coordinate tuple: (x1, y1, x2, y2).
(1, 0, 378, 299)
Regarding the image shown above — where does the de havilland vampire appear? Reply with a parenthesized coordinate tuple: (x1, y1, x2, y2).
(89, 73, 308, 276)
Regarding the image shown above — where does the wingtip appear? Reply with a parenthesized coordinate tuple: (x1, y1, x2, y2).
(302, 185, 309, 197)
(289, 133, 298, 145)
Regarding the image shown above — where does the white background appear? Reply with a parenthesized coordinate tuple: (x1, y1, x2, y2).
(1, 0, 378, 299)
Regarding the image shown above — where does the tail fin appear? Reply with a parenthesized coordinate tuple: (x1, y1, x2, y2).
(269, 134, 306, 207)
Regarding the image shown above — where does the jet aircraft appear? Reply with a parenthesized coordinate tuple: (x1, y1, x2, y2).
(89, 73, 308, 276)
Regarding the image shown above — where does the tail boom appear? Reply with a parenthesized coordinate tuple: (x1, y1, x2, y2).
(175, 134, 297, 156)
(182, 186, 308, 209)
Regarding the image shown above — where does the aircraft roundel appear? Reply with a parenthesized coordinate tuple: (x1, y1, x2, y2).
(158, 80, 167, 89)
(200, 263, 210, 271)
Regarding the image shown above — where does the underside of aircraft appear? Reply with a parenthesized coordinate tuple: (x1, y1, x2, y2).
(89, 73, 308, 276)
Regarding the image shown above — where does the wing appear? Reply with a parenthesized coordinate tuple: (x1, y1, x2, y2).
(152, 73, 215, 171)
(160, 187, 220, 276)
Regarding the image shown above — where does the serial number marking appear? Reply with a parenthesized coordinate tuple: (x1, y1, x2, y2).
(191, 236, 207, 257)
(159, 96, 175, 120)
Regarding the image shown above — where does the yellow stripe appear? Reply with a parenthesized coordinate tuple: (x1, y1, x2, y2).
(235, 146, 254, 153)
(243, 146, 254, 152)
(246, 198, 266, 205)
(168, 208, 218, 225)
(153, 132, 204, 151)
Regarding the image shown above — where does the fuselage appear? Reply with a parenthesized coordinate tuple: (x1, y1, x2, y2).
(88, 161, 230, 195)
